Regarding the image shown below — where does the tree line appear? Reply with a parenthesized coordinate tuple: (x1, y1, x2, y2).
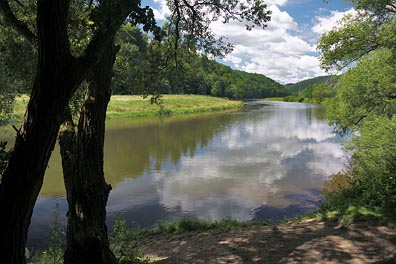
(282, 75, 338, 104)
(111, 24, 287, 99)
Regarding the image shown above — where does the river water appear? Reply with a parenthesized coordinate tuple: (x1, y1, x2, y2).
(11, 100, 345, 249)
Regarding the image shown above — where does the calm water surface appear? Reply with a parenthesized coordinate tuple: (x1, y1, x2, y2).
(19, 101, 345, 249)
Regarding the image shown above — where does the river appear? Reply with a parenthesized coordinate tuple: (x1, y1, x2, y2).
(2, 101, 346, 249)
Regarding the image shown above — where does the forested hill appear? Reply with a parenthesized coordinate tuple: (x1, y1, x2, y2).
(285, 75, 338, 95)
(195, 58, 288, 99)
(111, 25, 287, 100)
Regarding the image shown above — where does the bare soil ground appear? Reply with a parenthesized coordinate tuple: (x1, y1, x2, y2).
(136, 219, 396, 264)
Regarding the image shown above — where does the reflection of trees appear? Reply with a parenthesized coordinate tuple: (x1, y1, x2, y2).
(312, 106, 326, 121)
(104, 113, 237, 185)
(40, 113, 238, 196)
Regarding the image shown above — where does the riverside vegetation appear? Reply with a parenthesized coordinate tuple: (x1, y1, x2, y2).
(7, 94, 243, 123)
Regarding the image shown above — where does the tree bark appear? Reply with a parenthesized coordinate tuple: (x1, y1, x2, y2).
(0, 1, 122, 262)
(62, 38, 119, 264)
(0, 1, 76, 263)
(59, 107, 77, 202)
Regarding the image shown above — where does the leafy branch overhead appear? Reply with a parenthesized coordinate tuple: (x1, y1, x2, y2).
(319, 0, 396, 71)
(168, 0, 271, 56)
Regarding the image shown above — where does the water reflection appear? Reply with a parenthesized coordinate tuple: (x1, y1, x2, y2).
(27, 101, 345, 249)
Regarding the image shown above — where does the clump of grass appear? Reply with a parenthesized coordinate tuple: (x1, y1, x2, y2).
(318, 172, 395, 226)
(27, 204, 64, 264)
(110, 217, 151, 264)
(151, 218, 270, 235)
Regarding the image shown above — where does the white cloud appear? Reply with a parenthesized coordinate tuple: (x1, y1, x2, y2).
(223, 55, 242, 65)
(209, 3, 330, 83)
(266, 0, 289, 6)
(152, 0, 170, 20)
(149, 0, 352, 84)
(238, 52, 324, 84)
(312, 9, 356, 34)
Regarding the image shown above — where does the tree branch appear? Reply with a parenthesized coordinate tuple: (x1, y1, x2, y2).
(0, 0, 37, 43)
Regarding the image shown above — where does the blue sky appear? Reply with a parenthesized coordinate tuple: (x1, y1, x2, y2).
(149, 0, 355, 84)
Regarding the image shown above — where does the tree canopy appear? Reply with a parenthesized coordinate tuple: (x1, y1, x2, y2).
(319, 0, 396, 70)
(319, 0, 396, 223)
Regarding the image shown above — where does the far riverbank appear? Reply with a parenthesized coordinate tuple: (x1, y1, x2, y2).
(8, 94, 242, 123)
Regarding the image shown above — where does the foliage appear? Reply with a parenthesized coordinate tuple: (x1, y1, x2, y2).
(348, 117, 396, 213)
(319, 0, 396, 224)
(319, 0, 396, 70)
(111, 25, 287, 99)
(166, 0, 271, 57)
(0, 141, 10, 181)
(327, 49, 396, 131)
(27, 205, 64, 264)
(112, 25, 149, 95)
(282, 95, 304, 102)
(286, 75, 336, 95)
(311, 83, 334, 104)
(154, 218, 269, 234)
(0, 9, 35, 125)
(45, 204, 64, 264)
(110, 217, 151, 264)
(282, 75, 338, 104)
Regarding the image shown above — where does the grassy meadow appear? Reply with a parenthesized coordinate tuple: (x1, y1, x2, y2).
(107, 94, 242, 118)
(10, 94, 243, 122)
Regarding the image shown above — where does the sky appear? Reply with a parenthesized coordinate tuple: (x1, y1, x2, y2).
(148, 0, 355, 84)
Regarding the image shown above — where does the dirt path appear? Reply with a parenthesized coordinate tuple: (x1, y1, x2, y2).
(136, 219, 396, 263)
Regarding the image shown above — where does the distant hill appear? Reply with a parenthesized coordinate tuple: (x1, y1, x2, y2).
(286, 75, 339, 95)
(198, 57, 288, 99)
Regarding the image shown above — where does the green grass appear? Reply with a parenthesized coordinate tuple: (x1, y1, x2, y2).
(263, 97, 285, 102)
(10, 95, 242, 123)
(317, 200, 396, 225)
(150, 218, 270, 235)
(7, 94, 29, 123)
(264, 97, 305, 103)
(106, 95, 242, 118)
(108, 218, 272, 240)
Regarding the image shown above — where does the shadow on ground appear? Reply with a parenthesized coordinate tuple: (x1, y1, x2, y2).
(136, 219, 396, 264)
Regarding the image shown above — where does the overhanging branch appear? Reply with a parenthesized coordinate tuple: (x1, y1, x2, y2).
(0, 0, 37, 44)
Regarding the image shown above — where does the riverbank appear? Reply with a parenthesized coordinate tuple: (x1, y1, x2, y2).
(107, 95, 242, 118)
(10, 94, 242, 122)
(134, 218, 396, 263)
(264, 97, 332, 106)
(28, 215, 396, 263)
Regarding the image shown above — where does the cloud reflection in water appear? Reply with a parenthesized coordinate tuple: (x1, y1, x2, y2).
(109, 101, 345, 223)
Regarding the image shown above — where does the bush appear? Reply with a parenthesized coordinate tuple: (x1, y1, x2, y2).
(321, 116, 396, 222)
(110, 217, 151, 264)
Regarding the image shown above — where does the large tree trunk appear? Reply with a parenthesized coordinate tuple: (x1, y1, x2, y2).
(0, 0, 130, 262)
(62, 39, 119, 264)
(0, 1, 77, 263)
